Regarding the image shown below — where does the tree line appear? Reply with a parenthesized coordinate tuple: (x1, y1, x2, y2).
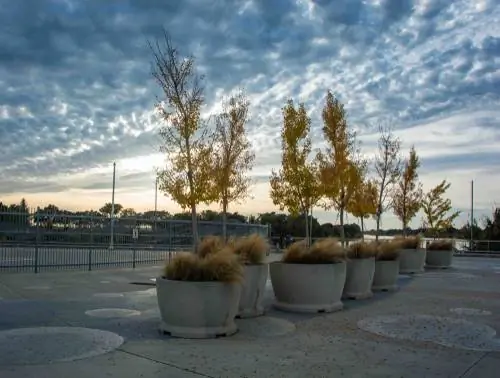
(148, 30, 466, 249)
(2, 30, 496, 248)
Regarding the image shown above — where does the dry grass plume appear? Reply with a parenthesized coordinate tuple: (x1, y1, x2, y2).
(164, 234, 243, 282)
(347, 241, 378, 259)
(231, 233, 269, 265)
(394, 235, 421, 249)
(376, 240, 401, 261)
(196, 235, 225, 258)
(427, 239, 454, 251)
(282, 238, 346, 264)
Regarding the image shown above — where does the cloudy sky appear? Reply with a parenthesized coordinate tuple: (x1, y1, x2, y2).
(0, 0, 499, 229)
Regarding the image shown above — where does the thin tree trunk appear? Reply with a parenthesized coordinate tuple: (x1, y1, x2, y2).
(309, 206, 313, 245)
(360, 217, 365, 241)
(339, 207, 345, 247)
(190, 203, 199, 250)
(304, 209, 310, 247)
(222, 199, 228, 241)
(375, 213, 381, 242)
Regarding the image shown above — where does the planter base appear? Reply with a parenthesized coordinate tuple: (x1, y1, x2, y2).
(399, 249, 426, 274)
(426, 249, 453, 269)
(343, 291, 373, 300)
(237, 264, 268, 319)
(236, 308, 265, 319)
(343, 258, 375, 300)
(372, 284, 398, 292)
(159, 321, 237, 339)
(425, 265, 452, 270)
(274, 300, 343, 314)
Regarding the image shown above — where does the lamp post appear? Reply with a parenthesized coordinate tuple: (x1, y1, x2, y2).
(110, 162, 116, 250)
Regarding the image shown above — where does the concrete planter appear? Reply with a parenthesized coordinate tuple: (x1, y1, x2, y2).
(269, 261, 346, 313)
(237, 264, 269, 318)
(343, 257, 375, 300)
(156, 277, 241, 339)
(372, 260, 399, 292)
(426, 249, 453, 269)
(399, 249, 426, 274)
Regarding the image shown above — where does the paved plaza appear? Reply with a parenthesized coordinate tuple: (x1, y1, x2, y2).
(0, 256, 499, 377)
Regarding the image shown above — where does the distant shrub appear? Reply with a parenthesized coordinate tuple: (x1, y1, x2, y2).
(282, 238, 346, 264)
(427, 239, 453, 251)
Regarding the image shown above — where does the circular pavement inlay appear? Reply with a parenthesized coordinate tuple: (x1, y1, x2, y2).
(24, 286, 51, 290)
(150, 278, 156, 282)
(93, 293, 124, 298)
(235, 316, 295, 338)
(126, 288, 156, 297)
(358, 314, 500, 351)
(85, 308, 141, 318)
(450, 308, 492, 316)
(0, 327, 124, 365)
(422, 272, 477, 279)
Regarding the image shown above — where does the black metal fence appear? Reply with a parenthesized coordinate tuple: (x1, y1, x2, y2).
(0, 243, 181, 273)
(0, 208, 270, 273)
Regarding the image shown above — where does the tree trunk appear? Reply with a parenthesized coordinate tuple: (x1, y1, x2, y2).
(360, 217, 365, 241)
(190, 203, 199, 250)
(304, 209, 310, 247)
(339, 206, 345, 247)
(222, 199, 228, 242)
(375, 213, 381, 242)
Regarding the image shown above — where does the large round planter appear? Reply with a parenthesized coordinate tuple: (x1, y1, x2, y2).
(237, 264, 269, 318)
(343, 257, 375, 300)
(426, 249, 453, 269)
(269, 261, 346, 313)
(399, 249, 426, 274)
(372, 260, 399, 292)
(156, 277, 241, 339)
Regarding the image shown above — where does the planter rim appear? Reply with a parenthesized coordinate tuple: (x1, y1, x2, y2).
(242, 262, 268, 266)
(271, 260, 346, 265)
(157, 277, 238, 285)
(375, 258, 399, 262)
(347, 256, 376, 260)
(426, 249, 453, 252)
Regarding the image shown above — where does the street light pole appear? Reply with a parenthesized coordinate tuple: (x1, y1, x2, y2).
(110, 162, 116, 250)
(154, 176, 158, 231)
(470, 180, 474, 249)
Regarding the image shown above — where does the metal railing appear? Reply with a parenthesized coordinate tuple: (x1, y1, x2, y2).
(0, 243, 182, 273)
(0, 208, 270, 273)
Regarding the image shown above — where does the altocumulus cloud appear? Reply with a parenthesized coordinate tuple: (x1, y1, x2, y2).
(0, 0, 499, 227)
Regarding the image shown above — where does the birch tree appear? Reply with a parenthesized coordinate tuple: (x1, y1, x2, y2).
(270, 99, 322, 246)
(374, 125, 402, 241)
(422, 180, 460, 238)
(212, 91, 255, 240)
(150, 30, 215, 248)
(317, 91, 363, 245)
(348, 178, 378, 240)
(393, 146, 423, 235)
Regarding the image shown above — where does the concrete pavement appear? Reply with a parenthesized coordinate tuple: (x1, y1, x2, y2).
(0, 256, 499, 377)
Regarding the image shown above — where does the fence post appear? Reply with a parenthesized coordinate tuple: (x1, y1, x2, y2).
(132, 239, 136, 269)
(34, 207, 40, 273)
(168, 220, 173, 251)
(88, 213, 93, 271)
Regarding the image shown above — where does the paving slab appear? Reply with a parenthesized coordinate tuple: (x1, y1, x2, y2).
(0, 256, 499, 377)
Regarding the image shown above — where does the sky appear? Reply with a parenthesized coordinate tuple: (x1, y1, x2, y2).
(0, 0, 499, 230)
